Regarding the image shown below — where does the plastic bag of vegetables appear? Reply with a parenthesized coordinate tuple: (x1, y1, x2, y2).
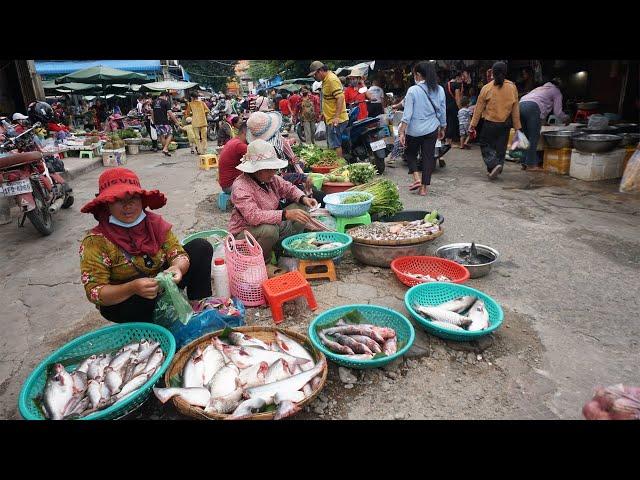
(152, 272, 194, 327)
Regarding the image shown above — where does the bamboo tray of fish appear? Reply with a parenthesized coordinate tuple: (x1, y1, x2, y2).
(347, 222, 444, 246)
(162, 327, 327, 420)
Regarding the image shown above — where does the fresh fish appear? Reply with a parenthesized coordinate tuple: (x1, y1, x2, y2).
(323, 325, 385, 344)
(130, 359, 148, 381)
(431, 321, 466, 332)
(135, 341, 160, 363)
(467, 299, 489, 332)
(265, 359, 293, 384)
(223, 345, 310, 370)
(202, 345, 226, 385)
(183, 347, 205, 388)
(208, 364, 240, 398)
(104, 366, 123, 395)
(437, 295, 477, 313)
(238, 362, 269, 389)
(153, 387, 211, 407)
(143, 348, 164, 375)
(75, 355, 96, 374)
(414, 305, 472, 327)
(71, 370, 88, 395)
(273, 400, 301, 420)
(116, 374, 148, 399)
(246, 358, 326, 405)
(108, 350, 132, 373)
(228, 398, 267, 419)
(291, 365, 313, 397)
(274, 390, 306, 404)
(318, 331, 354, 355)
(348, 335, 382, 353)
(118, 343, 140, 355)
(228, 332, 271, 350)
(87, 378, 102, 409)
(63, 396, 90, 418)
(43, 364, 74, 420)
(368, 325, 396, 340)
(274, 332, 314, 369)
(383, 337, 397, 356)
(330, 333, 374, 355)
(87, 355, 109, 380)
(205, 386, 244, 414)
(310, 376, 323, 391)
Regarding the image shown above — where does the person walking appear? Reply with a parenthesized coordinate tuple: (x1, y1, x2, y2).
(299, 87, 320, 145)
(142, 97, 158, 152)
(344, 75, 368, 120)
(184, 92, 210, 154)
(153, 92, 178, 157)
(397, 61, 447, 196)
(469, 61, 522, 179)
(308, 61, 349, 157)
(444, 71, 463, 146)
(518, 78, 569, 171)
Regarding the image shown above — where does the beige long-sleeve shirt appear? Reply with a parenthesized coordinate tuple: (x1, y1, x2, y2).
(470, 79, 521, 130)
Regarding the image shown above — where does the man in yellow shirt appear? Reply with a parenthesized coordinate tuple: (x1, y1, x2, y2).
(308, 61, 349, 157)
(184, 92, 210, 154)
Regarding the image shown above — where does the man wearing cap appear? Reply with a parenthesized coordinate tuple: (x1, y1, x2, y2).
(308, 61, 349, 157)
(228, 139, 318, 267)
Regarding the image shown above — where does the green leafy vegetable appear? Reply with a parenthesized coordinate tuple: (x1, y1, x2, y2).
(347, 179, 403, 216)
(424, 210, 438, 224)
(341, 193, 371, 204)
(343, 309, 366, 324)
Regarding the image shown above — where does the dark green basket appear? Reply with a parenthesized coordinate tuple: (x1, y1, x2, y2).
(282, 232, 352, 260)
(18, 323, 175, 420)
(308, 304, 415, 369)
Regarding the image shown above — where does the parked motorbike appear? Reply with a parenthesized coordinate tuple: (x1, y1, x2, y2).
(0, 123, 73, 236)
(341, 104, 392, 174)
(207, 108, 224, 141)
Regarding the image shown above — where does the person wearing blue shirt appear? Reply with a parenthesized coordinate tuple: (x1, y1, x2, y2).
(398, 61, 447, 196)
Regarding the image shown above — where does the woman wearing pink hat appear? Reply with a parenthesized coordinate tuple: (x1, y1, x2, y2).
(79, 168, 213, 323)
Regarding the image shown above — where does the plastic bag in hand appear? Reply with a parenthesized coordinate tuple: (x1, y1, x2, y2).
(511, 130, 530, 151)
(152, 272, 194, 327)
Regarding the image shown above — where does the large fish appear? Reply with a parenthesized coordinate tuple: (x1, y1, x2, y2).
(273, 400, 301, 420)
(318, 331, 354, 355)
(43, 364, 74, 420)
(291, 365, 313, 397)
(367, 325, 396, 340)
(238, 362, 269, 389)
(274, 390, 306, 404)
(116, 374, 148, 399)
(208, 364, 240, 398)
(414, 305, 472, 327)
(223, 345, 310, 370)
(467, 299, 489, 332)
(228, 332, 272, 350)
(383, 337, 398, 356)
(246, 358, 326, 405)
(201, 345, 226, 385)
(205, 387, 243, 414)
(431, 321, 466, 332)
(183, 347, 206, 388)
(274, 332, 314, 366)
(228, 397, 266, 419)
(437, 296, 477, 314)
(265, 359, 294, 384)
(153, 387, 211, 407)
(331, 333, 374, 355)
(346, 335, 382, 353)
(322, 325, 385, 344)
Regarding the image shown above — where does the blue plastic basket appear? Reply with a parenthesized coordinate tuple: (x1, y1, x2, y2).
(18, 323, 176, 420)
(282, 232, 352, 260)
(323, 191, 373, 218)
(404, 283, 504, 341)
(308, 304, 415, 369)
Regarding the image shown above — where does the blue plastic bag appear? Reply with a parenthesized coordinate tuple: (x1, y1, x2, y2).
(168, 298, 246, 349)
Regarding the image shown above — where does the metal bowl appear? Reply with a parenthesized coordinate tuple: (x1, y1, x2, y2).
(572, 134, 623, 153)
(574, 125, 620, 135)
(541, 130, 575, 149)
(619, 133, 640, 147)
(614, 123, 639, 134)
(434, 243, 499, 279)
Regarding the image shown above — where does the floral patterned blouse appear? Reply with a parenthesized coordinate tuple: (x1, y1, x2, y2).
(79, 229, 188, 306)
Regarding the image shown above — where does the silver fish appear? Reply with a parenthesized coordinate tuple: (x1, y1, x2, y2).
(265, 359, 294, 384)
(228, 332, 271, 350)
(64, 397, 90, 418)
(183, 347, 205, 388)
(431, 321, 466, 332)
(246, 358, 326, 405)
(109, 350, 132, 373)
(318, 331, 354, 355)
(153, 387, 211, 407)
(43, 364, 74, 420)
(223, 345, 310, 370)
(205, 386, 244, 415)
(467, 299, 489, 332)
(291, 365, 313, 397)
(202, 345, 226, 385)
(135, 341, 160, 363)
(87, 378, 102, 409)
(238, 362, 269, 389)
(414, 305, 472, 327)
(104, 366, 123, 395)
(71, 370, 88, 396)
(274, 332, 314, 365)
(116, 374, 148, 399)
(208, 364, 240, 398)
(87, 355, 109, 380)
(273, 401, 301, 420)
(75, 355, 96, 374)
(274, 390, 306, 404)
(437, 295, 477, 313)
(118, 342, 140, 355)
(129, 360, 147, 381)
(143, 348, 164, 375)
(228, 397, 267, 419)
(348, 335, 382, 353)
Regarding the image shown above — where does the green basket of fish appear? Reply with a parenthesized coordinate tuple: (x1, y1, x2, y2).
(18, 323, 176, 420)
(309, 305, 415, 369)
(282, 232, 352, 260)
(404, 283, 504, 341)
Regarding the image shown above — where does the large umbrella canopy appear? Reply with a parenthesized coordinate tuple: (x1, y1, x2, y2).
(140, 80, 198, 91)
(335, 61, 375, 78)
(55, 65, 149, 85)
(276, 84, 303, 93)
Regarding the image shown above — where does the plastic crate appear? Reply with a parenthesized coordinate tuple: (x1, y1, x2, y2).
(543, 147, 572, 175)
(569, 148, 626, 181)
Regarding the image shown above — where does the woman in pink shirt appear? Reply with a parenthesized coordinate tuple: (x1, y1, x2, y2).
(228, 139, 318, 265)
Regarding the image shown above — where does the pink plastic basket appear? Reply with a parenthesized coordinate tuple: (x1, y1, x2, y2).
(225, 231, 268, 307)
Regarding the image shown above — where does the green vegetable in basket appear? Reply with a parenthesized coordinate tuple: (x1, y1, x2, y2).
(347, 179, 403, 216)
(424, 210, 439, 224)
(345, 163, 377, 185)
(341, 193, 371, 204)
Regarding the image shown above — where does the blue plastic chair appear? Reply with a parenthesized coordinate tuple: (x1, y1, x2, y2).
(217, 191, 231, 211)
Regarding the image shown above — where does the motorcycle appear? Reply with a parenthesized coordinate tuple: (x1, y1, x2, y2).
(0, 123, 74, 236)
(207, 108, 224, 141)
(341, 103, 392, 175)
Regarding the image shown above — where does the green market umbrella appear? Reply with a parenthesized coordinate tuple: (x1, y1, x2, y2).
(55, 65, 149, 85)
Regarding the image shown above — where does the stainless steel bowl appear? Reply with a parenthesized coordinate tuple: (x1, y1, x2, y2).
(573, 134, 623, 154)
(542, 130, 575, 149)
(434, 243, 499, 279)
(619, 133, 640, 147)
(574, 125, 620, 135)
(613, 123, 639, 134)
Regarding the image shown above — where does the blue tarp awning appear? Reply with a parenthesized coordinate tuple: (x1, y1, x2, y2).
(35, 60, 162, 75)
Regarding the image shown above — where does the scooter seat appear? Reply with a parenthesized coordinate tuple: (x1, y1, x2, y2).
(0, 151, 42, 169)
(352, 118, 379, 129)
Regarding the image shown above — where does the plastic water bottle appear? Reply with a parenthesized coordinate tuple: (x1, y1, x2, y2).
(212, 257, 230, 298)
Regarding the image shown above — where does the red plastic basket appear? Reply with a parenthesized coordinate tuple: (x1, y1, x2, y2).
(311, 165, 340, 174)
(321, 181, 355, 194)
(225, 232, 268, 307)
(390, 256, 470, 287)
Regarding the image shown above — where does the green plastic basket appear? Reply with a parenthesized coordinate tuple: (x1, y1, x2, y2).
(308, 304, 415, 369)
(281, 232, 352, 260)
(18, 323, 176, 420)
(404, 283, 503, 341)
(180, 229, 228, 247)
(307, 173, 325, 191)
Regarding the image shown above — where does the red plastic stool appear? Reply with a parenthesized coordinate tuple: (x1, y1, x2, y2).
(261, 271, 318, 324)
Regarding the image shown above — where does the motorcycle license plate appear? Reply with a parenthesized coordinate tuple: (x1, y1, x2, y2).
(370, 139, 386, 152)
(0, 179, 32, 197)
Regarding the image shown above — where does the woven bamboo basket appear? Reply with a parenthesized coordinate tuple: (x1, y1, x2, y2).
(163, 326, 327, 420)
(348, 223, 444, 246)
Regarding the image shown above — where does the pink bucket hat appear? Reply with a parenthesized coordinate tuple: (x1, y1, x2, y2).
(246, 111, 282, 142)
